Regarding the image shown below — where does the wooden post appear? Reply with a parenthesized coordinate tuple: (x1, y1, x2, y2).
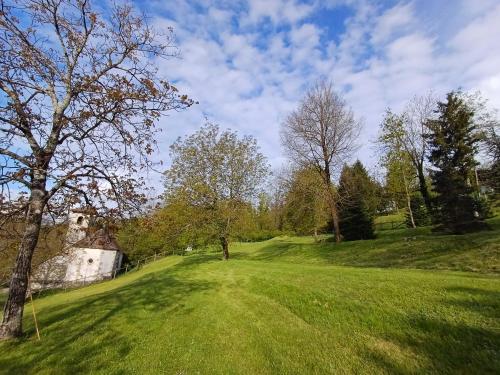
(125, 264, 128, 273)
(28, 275, 41, 341)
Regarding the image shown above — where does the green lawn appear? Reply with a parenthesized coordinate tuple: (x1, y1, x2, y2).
(374, 210, 406, 224)
(0, 221, 499, 374)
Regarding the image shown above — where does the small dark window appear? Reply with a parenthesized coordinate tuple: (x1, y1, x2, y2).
(76, 216, 84, 225)
(88, 258, 94, 264)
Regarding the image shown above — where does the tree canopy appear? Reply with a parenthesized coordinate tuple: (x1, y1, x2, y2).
(164, 123, 269, 259)
(426, 92, 487, 233)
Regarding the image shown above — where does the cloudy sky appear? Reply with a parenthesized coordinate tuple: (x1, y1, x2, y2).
(135, 0, 500, 174)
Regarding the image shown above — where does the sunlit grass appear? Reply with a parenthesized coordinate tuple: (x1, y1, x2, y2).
(0, 218, 499, 374)
(374, 210, 406, 224)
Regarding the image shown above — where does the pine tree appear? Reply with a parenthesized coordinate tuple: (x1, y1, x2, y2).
(427, 92, 488, 233)
(338, 161, 376, 241)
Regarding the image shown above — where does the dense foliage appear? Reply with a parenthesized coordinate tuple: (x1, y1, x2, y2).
(281, 167, 329, 237)
(426, 92, 487, 233)
(164, 123, 269, 259)
(338, 161, 377, 240)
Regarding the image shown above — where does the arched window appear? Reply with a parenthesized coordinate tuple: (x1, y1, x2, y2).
(76, 216, 83, 225)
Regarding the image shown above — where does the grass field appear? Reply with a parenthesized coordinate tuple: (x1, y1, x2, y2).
(0, 219, 499, 374)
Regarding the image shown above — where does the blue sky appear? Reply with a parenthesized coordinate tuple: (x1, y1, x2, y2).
(134, 0, 500, 179)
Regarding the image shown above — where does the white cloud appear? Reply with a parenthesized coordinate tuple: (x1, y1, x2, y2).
(243, 0, 315, 26)
(142, 0, 500, 188)
(371, 2, 414, 45)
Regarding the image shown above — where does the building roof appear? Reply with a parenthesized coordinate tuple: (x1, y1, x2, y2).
(73, 228, 121, 251)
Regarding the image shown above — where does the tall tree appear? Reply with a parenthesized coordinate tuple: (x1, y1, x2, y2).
(164, 123, 269, 260)
(280, 81, 361, 242)
(378, 111, 418, 228)
(0, 0, 193, 339)
(472, 94, 500, 195)
(377, 94, 435, 211)
(403, 94, 435, 210)
(481, 122, 500, 193)
(426, 92, 486, 233)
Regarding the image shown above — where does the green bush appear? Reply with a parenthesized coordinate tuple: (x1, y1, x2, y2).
(340, 200, 375, 241)
(473, 194, 493, 220)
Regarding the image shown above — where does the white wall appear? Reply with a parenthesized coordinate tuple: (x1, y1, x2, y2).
(64, 248, 121, 282)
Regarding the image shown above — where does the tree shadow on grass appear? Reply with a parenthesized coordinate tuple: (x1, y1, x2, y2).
(364, 286, 500, 374)
(443, 286, 500, 319)
(231, 229, 500, 273)
(231, 240, 301, 261)
(0, 259, 217, 374)
(177, 252, 222, 268)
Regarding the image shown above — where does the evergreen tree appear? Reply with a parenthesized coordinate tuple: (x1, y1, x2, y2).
(426, 92, 488, 233)
(405, 194, 431, 227)
(338, 161, 376, 241)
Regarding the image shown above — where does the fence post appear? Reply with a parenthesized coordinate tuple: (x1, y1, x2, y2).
(125, 264, 128, 273)
(113, 269, 117, 279)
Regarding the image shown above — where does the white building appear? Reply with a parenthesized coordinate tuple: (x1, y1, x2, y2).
(35, 211, 123, 288)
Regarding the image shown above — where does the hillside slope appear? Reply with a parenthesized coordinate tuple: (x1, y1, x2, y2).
(0, 226, 499, 374)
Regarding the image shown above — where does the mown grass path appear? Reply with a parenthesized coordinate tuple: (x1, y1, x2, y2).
(1, 223, 499, 374)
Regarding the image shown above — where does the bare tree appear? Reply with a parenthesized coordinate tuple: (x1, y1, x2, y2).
(395, 93, 436, 210)
(0, 0, 194, 339)
(280, 81, 361, 242)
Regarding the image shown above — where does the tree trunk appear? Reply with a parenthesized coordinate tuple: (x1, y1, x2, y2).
(220, 236, 229, 260)
(0, 186, 46, 340)
(330, 199, 341, 243)
(403, 171, 416, 229)
(325, 187, 341, 243)
(322, 172, 341, 243)
(417, 164, 431, 211)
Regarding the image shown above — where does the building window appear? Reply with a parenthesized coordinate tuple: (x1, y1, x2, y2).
(88, 258, 94, 264)
(77, 216, 84, 225)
